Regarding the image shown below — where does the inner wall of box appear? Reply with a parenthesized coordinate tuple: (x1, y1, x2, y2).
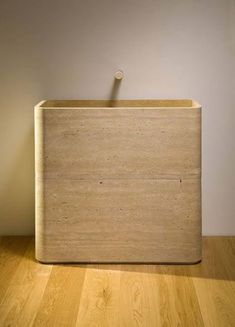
(38, 99, 195, 108)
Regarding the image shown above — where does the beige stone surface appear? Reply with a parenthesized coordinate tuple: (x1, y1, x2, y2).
(35, 99, 201, 263)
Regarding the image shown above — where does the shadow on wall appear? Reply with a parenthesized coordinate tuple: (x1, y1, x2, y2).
(0, 79, 123, 235)
(0, 128, 35, 235)
(109, 78, 122, 101)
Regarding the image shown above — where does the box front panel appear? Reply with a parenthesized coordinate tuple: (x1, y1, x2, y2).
(35, 107, 201, 262)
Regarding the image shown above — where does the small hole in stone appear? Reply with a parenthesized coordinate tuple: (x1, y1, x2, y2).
(99, 181, 103, 184)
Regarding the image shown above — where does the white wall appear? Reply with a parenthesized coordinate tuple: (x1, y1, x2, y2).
(0, 0, 234, 235)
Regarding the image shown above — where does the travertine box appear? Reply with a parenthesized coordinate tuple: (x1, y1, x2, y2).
(35, 99, 201, 263)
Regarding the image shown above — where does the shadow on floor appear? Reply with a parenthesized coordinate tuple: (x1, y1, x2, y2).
(1, 236, 234, 282)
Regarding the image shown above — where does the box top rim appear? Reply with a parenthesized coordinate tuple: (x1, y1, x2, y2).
(35, 99, 201, 109)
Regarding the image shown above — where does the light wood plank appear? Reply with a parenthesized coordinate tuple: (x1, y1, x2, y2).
(33, 265, 86, 326)
(118, 264, 203, 327)
(157, 266, 203, 327)
(191, 237, 235, 327)
(76, 265, 121, 327)
(118, 265, 161, 327)
(0, 236, 31, 301)
(0, 239, 52, 327)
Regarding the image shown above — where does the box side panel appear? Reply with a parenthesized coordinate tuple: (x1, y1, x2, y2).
(35, 108, 46, 261)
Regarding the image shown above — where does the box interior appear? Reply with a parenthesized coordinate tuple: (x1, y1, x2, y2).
(37, 99, 200, 109)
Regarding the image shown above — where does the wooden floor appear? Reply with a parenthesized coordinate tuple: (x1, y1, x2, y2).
(0, 237, 234, 327)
